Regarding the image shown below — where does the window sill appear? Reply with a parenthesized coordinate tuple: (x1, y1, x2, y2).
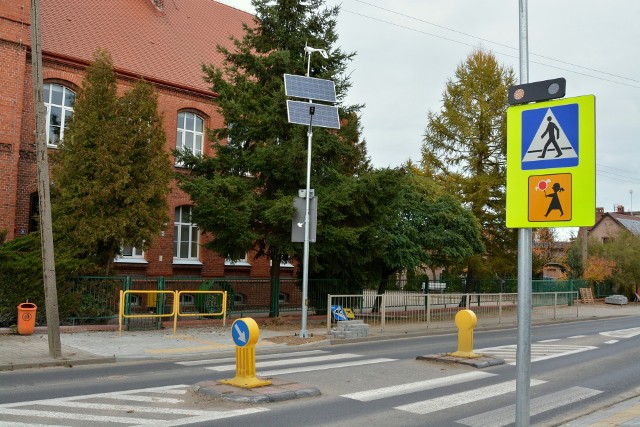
(114, 257, 148, 264)
(225, 261, 251, 267)
(173, 259, 203, 266)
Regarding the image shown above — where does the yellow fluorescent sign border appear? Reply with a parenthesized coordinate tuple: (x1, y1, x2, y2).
(506, 95, 596, 228)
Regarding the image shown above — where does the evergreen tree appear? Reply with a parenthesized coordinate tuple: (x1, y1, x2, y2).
(177, 0, 368, 315)
(421, 49, 517, 289)
(52, 50, 173, 272)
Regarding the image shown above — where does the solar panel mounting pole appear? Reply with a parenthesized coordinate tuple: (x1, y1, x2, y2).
(300, 46, 320, 338)
(284, 47, 337, 338)
(515, 0, 532, 425)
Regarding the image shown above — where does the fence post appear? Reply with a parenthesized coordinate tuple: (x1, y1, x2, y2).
(381, 294, 386, 332)
(554, 292, 557, 319)
(426, 293, 431, 328)
(499, 293, 503, 324)
(576, 290, 580, 317)
(124, 276, 132, 327)
(465, 293, 470, 309)
(327, 294, 332, 336)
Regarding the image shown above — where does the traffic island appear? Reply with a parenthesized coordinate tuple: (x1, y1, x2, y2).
(192, 317, 321, 403)
(191, 378, 321, 403)
(416, 310, 505, 369)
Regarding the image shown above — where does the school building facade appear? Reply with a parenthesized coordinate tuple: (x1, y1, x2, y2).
(0, 0, 294, 279)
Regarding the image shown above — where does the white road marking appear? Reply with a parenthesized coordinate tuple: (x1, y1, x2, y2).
(457, 386, 602, 427)
(538, 339, 561, 342)
(604, 340, 619, 344)
(341, 371, 497, 402)
(177, 350, 329, 366)
(0, 384, 269, 425)
(394, 379, 546, 415)
(207, 353, 362, 371)
(600, 327, 640, 339)
(568, 335, 588, 339)
(477, 344, 597, 365)
(257, 358, 396, 376)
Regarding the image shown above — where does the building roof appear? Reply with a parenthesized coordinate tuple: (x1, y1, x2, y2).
(610, 213, 640, 236)
(41, 0, 252, 94)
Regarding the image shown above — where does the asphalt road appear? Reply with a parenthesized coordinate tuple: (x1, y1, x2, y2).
(2, 316, 640, 426)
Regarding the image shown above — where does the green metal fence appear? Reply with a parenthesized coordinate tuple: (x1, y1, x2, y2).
(3, 276, 603, 327)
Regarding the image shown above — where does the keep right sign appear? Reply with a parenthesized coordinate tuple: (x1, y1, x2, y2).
(506, 95, 596, 228)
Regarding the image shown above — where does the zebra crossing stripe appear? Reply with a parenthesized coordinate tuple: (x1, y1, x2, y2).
(177, 350, 329, 366)
(456, 386, 602, 427)
(0, 385, 269, 425)
(257, 358, 396, 376)
(394, 379, 546, 415)
(341, 371, 497, 402)
(207, 353, 362, 372)
(600, 327, 640, 339)
(476, 344, 597, 365)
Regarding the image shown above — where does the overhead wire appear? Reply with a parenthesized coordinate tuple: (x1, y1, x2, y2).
(341, 3, 640, 89)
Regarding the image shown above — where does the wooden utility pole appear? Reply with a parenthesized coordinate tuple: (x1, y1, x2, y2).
(30, 0, 61, 358)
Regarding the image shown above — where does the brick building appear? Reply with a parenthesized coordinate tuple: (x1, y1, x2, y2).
(0, 0, 294, 279)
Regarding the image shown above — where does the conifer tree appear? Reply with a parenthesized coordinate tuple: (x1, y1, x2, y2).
(177, 0, 368, 315)
(421, 49, 517, 288)
(52, 50, 172, 272)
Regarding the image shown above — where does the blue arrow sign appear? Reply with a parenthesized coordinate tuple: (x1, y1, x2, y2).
(232, 319, 250, 347)
(521, 103, 579, 170)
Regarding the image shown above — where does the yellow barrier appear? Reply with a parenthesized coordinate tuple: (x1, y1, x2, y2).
(174, 290, 227, 334)
(118, 290, 227, 335)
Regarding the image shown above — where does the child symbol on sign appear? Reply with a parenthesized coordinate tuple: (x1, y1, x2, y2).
(544, 182, 565, 217)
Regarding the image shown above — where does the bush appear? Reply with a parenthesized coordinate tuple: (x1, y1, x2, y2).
(0, 233, 98, 327)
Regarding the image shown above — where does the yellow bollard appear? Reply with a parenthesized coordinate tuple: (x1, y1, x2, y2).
(449, 309, 481, 359)
(219, 318, 272, 389)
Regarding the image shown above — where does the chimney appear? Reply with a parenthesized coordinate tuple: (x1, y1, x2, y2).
(596, 207, 604, 214)
(616, 205, 625, 213)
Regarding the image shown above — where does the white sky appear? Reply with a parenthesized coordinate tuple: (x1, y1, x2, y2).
(219, 0, 640, 240)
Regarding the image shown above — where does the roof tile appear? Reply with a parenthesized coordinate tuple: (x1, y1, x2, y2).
(41, 0, 252, 93)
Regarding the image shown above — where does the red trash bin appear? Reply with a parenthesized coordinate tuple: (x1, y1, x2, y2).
(17, 303, 37, 335)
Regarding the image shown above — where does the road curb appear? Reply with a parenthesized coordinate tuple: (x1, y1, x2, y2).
(191, 378, 321, 403)
(0, 356, 116, 371)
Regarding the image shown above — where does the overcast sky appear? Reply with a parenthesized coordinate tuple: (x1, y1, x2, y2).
(219, 0, 640, 238)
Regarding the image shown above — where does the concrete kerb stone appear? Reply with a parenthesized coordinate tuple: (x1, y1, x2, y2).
(191, 378, 321, 403)
(416, 353, 506, 369)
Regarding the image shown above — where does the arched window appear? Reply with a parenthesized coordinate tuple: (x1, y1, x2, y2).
(44, 83, 75, 147)
(176, 111, 204, 157)
(173, 206, 199, 260)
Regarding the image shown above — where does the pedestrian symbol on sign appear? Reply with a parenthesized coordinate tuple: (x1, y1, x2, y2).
(521, 105, 579, 170)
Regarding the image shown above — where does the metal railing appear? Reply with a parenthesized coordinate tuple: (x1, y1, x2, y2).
(118, 289, 227, 334)
(327, 291, 579, 334)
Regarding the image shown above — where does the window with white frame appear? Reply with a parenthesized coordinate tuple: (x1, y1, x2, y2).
(44, 83, 75, 147)
(176, 111, 204, 159)
(173, 206, 199, 260)
(225, 252, 250, 266)
(115, 244, 146, 263)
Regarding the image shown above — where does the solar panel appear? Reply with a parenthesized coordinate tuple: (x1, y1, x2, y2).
(284, 74, 337, 103)
(286, 100, 340, 129)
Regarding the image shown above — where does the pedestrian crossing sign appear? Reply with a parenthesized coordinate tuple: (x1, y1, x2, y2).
(506, 95, 595, 228)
